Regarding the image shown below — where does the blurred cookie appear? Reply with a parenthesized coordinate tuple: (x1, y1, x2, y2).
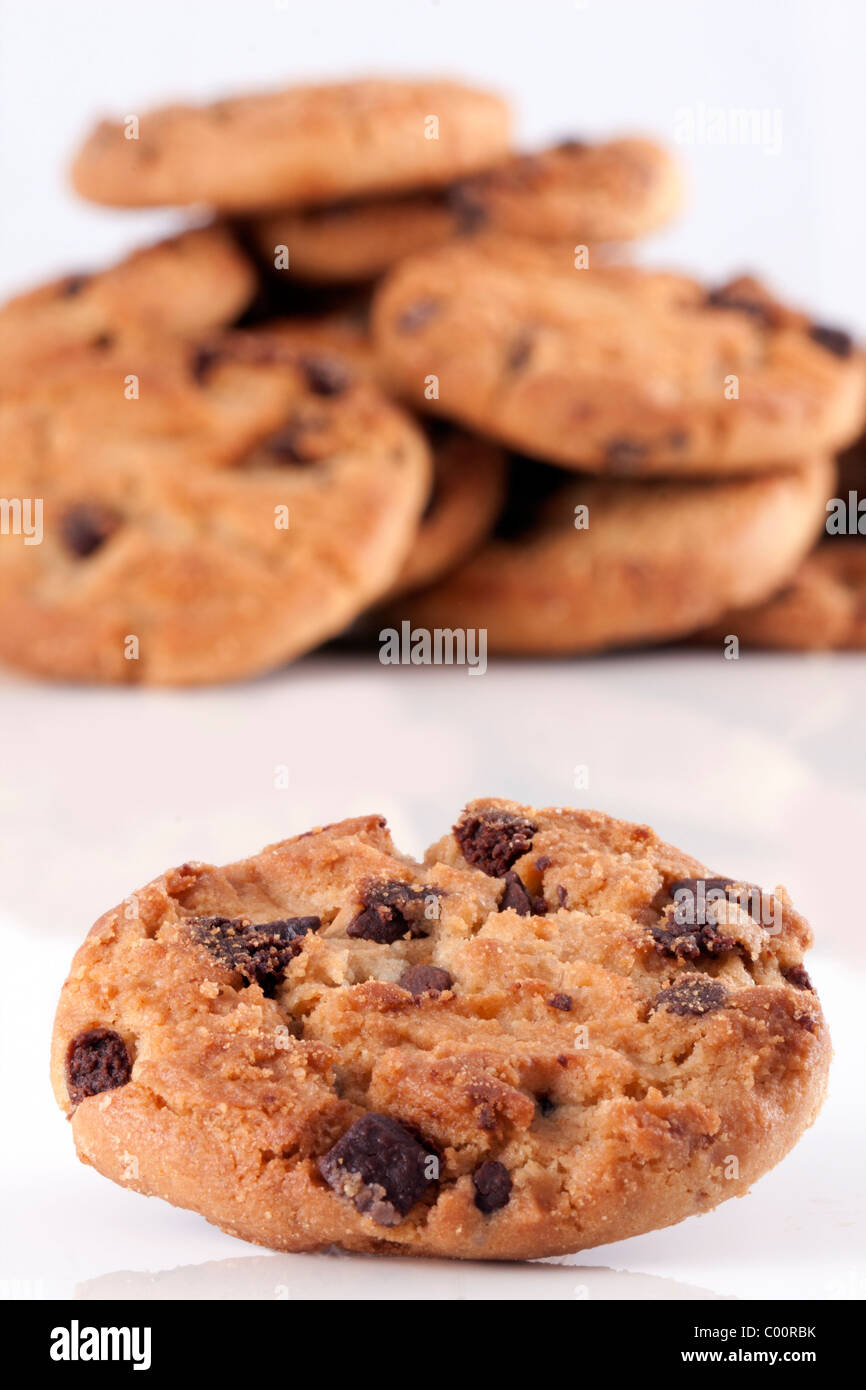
(51, 799, 828, 1259)
(252, 320, 507, 593)
(0, 226, 256, 383)
(387, 454, 833, 653)
(374, 245, 866, 472)
(251, 136, 680, 283)
(0, 333, 430, 684)
(71, 79, 511, 211)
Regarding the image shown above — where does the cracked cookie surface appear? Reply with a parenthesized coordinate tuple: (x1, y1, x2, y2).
(373, 244, 866, 472)
(51, 799, 829, 1260)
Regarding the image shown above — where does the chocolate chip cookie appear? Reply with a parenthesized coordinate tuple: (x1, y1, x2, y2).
(71, 79, 511, 211)
(373, 246, 866, 472)
(698, 434, 866, 648)
(254, 318, 507, 594)
(0, 333, 430, 684)
(0, 226, 256, 384)
(51, 799, 829, 1260)
(386, 454, 832, 654)
(251, 136, 680, 284)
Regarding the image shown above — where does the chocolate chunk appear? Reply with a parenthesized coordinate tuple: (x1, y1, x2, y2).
(92, 332, 115, 351)
(300, 354, 351, 396)
(446, 181, 489, 234)
(604, 438, 649, 472)
(705, 282, 774, 326)
(264, 421, 322, 464)
(59, 502, 121, 558)
(398, 964, 454, 998)
(453, 808, 537, 877)
(318, 1113, 434, 1226)
(808, 323, 854, 358)
(66, 1028, 132, 1104)
(187, 914, 319, 996)
(555, 138, 588, 154)
(59, 274, 90, 298)
(396, 298, 440, 333)
(347, 879, 438, 944)
(537, 1093, 557, 1117)
(783, 963, 814, 991)
(649, 912, 735, 962)
(472, 1159, 512, 1213)
(549, 993, 573, 1011)
(499, 871, 545, 916)
(667, 875, 765, 926)
(557, 885, 568, 908)
(652, 976, 728, 1016)
(506, 330, 534, 371)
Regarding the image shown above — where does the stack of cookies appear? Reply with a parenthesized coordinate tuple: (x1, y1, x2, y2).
(1, 76, 863, 684)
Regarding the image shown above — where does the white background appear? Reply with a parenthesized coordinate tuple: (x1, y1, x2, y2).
(1, 0, 865, 1302)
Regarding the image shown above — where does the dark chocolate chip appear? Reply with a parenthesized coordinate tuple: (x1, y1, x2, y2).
(649, 912, 736, 962)
(549, 993, 573, 1011)
(59, 502, 121, 558)
(318, 1113, 434, 1226)
(187, 914, 319, 996)
(668, 430, 689, 451)
(453, 808, 536, 878)
(535, 855, 552, 870)
(396, 298, 440, 333)
(264, 421, 321, 464)
(300, 354, 351, 396)
(59, 274, 91, 298)
(347, 879, 439, 944)
(604, 438, 650, 472)
(66, 1028, 132, 1104)
(705, 283, 773, 326)
(499, 871, 545, 916)
(398, 964, 454, 998)
(808, 323, 854, 358)
(472, 1159, 512, 1213)
(652, 976, 728, 1016)
(92, 332, 115, 351)
(783, 963, 814, 991)
(506, 330, 534, 371)
(557, 885, 568, 908)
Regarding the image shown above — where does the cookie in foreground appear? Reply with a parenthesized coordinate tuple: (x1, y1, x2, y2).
(51, 800, 829, 1260)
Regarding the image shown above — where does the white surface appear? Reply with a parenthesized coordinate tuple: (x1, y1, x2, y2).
(1, 0, 865, 1302)
(1, 653, 865, 1300)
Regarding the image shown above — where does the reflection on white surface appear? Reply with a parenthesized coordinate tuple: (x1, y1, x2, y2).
(76, 1252, 728, 1301)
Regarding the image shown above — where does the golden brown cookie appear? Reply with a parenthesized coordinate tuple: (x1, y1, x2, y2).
(251, 318, 506, 595)
(373, 246, 866, 473)
(51, 799, 829, 1260)
(0, 333, 430, 684)
(386, 455, 833, 654)
(698, 434, 866, 648)
(71, 79, 512, 211)
(0, 226, 256, 385)
(251, 136, 680, 283)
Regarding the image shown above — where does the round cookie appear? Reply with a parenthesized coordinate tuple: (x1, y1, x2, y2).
(71, 79, 512, 211)
(250, 136, 680, 284)
(386, 454, 833, 654)
(253, 319, 507, 595)
(0, 333, 430, 684)
(0, 226, 256, 384)
(51, 799, 829, 1260)
(373, 246, 866, 473)
(698, 434, 866, 649)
